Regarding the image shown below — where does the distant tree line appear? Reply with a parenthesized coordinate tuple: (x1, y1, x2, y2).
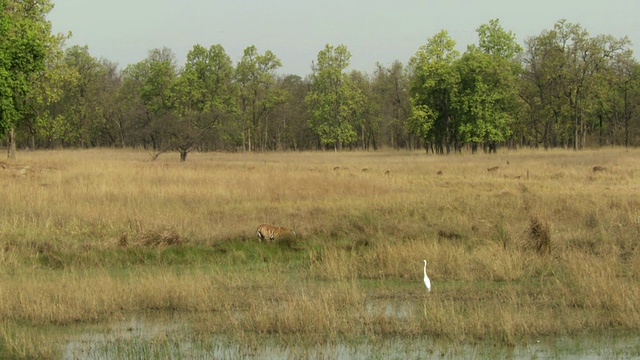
(2, 2, 639, 160)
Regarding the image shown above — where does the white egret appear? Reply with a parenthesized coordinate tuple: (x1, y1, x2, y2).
(423, 260, 431, 292)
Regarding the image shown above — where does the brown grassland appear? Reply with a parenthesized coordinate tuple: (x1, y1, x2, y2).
(0, 148, 639, 357)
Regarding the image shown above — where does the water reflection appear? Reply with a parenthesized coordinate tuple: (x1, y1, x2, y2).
(64, 313, 640, 359)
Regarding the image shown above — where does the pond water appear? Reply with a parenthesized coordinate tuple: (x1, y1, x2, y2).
(63, 313, 640, 359)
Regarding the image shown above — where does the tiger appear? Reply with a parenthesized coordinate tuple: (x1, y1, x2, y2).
(256, 224, 296, 242)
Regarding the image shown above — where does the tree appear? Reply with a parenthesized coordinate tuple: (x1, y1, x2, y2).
(606, 51, 640, 146)
(173, 44, 238, 159)
(454, 19, 523, 153)
(16, 42, 122, 150)
(477, 19, 522, 59)
(408, 30, 460, 153)
(63, 45, 99, 145)
(121, 47, 177, 155)
(236, 45, 285, 151)
(49, 45, 122, 148)
(349, 70, 379, 150)
(0, 0, 54, 158)
(92, 59, 123, 147)
(306, 44, 364, 151)
(269, 74, 311, 150)
(521, 20, 631, 148)
(371, 61, 411, 149)
(17, 30, 72, 150)
(520, 27, 565, 148)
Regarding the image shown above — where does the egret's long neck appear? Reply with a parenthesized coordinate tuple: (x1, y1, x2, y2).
(423, 262, 427, 276)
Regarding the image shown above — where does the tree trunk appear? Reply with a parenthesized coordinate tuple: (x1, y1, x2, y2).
(179, 149, 188, 162)
(116, 119, 126, 148)
(7, 127, 17, 160)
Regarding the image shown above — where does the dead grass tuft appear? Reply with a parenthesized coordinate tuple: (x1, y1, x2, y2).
(118, 232, 129, 247)
(29, 241, 54, 254)
(528, 215, 551, 255)
(438, 229, 463, 240)
(134, 227, 183, 247)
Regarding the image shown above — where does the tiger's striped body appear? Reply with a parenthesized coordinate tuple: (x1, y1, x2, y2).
(256, 224, 296, 242)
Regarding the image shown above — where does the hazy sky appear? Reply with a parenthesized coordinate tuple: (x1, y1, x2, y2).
(47, 0, 639, 76)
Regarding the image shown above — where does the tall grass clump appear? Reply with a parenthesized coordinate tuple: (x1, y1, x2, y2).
(528, 215, 551, 255)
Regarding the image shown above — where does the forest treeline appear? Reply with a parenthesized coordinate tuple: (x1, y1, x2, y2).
(2, 1, 639, 159)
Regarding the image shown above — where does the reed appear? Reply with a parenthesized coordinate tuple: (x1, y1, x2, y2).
(1, 148, 639, 357)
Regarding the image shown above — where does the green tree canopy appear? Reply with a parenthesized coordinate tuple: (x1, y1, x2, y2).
(521, 20, 631, 148)
(409, 30, 460, 153)
(454, 19, 523, 152)
(174, 44, 236, 117)
(21, 31, 74, 149)
(121, 47, 178, 152)
(306, 44, 364, 151)
(171, 44, 239, 158)
(371, 61, 411, 149)
(0, 0, 54, 158)
(236, 45, 285, 151)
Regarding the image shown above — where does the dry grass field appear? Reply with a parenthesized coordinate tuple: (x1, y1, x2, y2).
(0, 148, 639, 358)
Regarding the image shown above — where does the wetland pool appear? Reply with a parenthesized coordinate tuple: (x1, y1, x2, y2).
(62, 313, 640, 359)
